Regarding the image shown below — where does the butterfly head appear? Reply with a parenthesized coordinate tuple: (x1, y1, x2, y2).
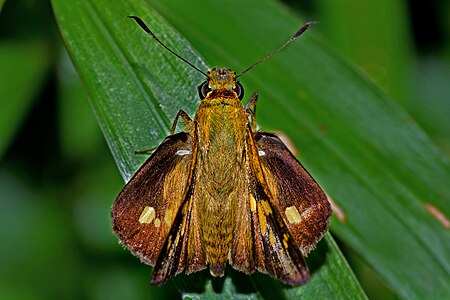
(197, 68, 244, 100)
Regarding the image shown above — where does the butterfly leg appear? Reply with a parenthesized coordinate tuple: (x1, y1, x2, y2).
(170, 110, 194, 135)
(245, 91, 258, 133)
(134, 147, 157, 155)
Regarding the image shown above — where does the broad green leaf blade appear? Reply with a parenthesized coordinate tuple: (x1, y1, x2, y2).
(147, 0, 450, 299)
(52, 0, 365, 298)
(316, 0, 413, 105)
(0, 40, 50, 158)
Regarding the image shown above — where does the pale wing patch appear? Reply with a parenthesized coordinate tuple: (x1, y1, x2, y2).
(261, 200, 272, 215)
(164, 209, 173, 225)
(175, 149, 192, 156)
(166, 234, 172, 250)
(249, 194, 257, 212)
(138, 206, 163, 228)
(258, 200, 273, 235)
(269, 230, 275, 246)
(258, 204, 267, 235)
(301, 206, 314, 219)
(285, 206, 302, 224)
(139, 206, 156, 224)
(282, 233, 289, 249)
(258, 150, 266, 156)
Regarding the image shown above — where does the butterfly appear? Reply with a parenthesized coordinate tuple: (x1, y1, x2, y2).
(112, 16, 331, 286)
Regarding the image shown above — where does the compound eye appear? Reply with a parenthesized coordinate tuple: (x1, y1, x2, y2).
(197, 81, 210, 99)
(234, 81, 244, 100)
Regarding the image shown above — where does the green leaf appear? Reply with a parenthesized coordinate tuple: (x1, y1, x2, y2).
(315, 0, 413, 105)
(52, 0, 450, 299)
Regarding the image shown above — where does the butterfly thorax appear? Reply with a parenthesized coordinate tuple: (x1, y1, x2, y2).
(192, 71, 248, 276)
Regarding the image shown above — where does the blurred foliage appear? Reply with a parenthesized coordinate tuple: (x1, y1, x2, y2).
(1, 0, 449, 299)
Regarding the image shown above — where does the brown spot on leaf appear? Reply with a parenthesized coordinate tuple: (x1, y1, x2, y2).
(327, 194, 346, 223)
(425, 203, 450, 229)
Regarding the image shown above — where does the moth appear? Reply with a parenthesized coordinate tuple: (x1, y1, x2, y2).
(112, 16, 331, 286)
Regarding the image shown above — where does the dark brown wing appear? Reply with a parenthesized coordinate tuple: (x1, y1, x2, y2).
(254, 132, 331, 256)
(231, 130, 330, 285)
(112, 132, 196, 268)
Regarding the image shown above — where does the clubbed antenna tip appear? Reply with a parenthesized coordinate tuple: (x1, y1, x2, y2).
(237, 20, 318, 78)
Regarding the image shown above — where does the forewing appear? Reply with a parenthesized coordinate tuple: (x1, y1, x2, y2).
(112, 132, 194, 266)
(255, 132, 331, 255)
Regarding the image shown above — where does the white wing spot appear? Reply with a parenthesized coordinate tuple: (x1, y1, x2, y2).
(139, 206, 155, 224)
(258, 150, 266, 156)
(301, 206, 314, 219)
(175, 149, 191, 156)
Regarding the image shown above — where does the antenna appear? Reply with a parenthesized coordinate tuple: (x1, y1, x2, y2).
(236, 21, 317, 78)
(128, 16, 208, 77)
